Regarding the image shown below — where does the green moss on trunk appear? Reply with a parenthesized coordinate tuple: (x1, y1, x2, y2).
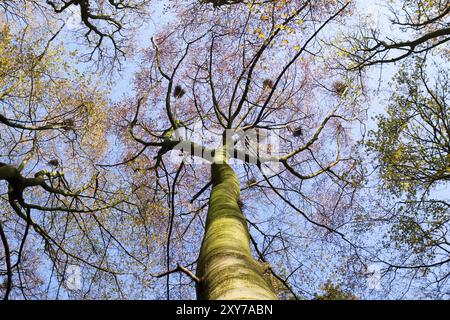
(196, 162, 278, 300)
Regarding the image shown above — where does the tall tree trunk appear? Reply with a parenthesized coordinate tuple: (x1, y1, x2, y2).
(196, 151, 278, 300)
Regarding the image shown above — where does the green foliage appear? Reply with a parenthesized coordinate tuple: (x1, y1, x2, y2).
(314, 280, 357, 300)
(388, 201, 449, 259)
(368, 58, 450, 270)
(367, 58, 449, 195)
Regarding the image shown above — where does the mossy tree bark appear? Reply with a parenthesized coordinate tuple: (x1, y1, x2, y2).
(196, 152, 278, 300)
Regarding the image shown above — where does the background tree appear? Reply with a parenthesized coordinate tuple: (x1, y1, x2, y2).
(334, 0, 450, 69)
(325, 0, 450, 298)
(366, 58, 450, 297)
(0, 18, 166, 300)
(0, 0, 151, 70)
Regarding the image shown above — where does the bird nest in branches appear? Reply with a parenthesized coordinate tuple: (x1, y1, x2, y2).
(332, 81, 348, 96)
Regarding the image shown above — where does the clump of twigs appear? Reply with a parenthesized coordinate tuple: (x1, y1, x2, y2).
(48, 159, 59, 167)
(332, 81, 348, 96)
(61, 118, 75, 130)
(292, 126, 303, 137)
(246, 178, 257, 187)
(263, 79, 273, 90)
(173, 85, 186, 99)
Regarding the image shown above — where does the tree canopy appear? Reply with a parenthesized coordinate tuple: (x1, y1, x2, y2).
(0, 0, 449, 300)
